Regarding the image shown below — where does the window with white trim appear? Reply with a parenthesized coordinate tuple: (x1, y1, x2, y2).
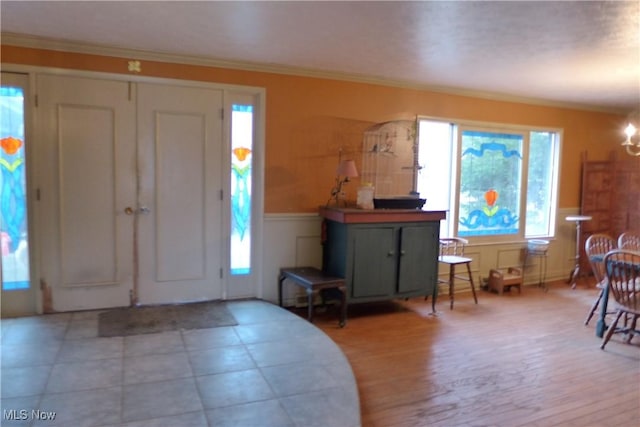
(417, 118, 560, 241)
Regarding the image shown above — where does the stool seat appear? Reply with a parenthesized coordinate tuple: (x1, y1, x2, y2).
(439, 255, 473, 265)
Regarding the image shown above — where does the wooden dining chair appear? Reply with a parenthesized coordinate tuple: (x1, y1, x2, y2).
(601, 250, 640, 350)
(435, 237, 478, 310)
(618, 231, 640, 251)
(584, 234, 617, 326)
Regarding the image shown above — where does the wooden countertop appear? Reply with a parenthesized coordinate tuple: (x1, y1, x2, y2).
(319, 206, 446, 224)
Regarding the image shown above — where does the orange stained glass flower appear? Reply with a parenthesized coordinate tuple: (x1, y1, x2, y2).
(1, 137, 23, 155)
(484, 189, 498, 207)
(233, 147, 252, 161)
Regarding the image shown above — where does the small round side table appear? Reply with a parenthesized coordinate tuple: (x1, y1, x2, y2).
(565, 215, 592, 289)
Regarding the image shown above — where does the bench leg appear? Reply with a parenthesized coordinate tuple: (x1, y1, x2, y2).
(306, 287, 314, 323)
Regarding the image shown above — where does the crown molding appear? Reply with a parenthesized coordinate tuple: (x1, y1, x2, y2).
(1, 32, 627, 115)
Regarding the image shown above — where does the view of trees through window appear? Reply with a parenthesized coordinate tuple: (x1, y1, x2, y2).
(526, 131, 557, 237)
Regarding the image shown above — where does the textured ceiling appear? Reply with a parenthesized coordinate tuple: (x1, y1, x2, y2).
(1, 1, 639, 113)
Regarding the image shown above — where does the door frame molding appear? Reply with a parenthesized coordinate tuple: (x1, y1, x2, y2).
(2, 64, 266, 312)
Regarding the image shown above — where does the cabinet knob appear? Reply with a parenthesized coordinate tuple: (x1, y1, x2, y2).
(387, 251, 395, 257)
(400, 250, 406, 256)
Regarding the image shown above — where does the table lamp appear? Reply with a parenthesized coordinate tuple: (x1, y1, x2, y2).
(327, 159, 358, 206)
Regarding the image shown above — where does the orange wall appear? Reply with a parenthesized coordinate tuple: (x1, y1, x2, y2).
(2, 45, 628, 212)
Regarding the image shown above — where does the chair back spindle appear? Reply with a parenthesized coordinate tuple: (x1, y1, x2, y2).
(582, 234, 616, 326)
(585, 234, 617, 286)
(600, 249, 640, 349)
(439, 237, 468, 257)
(618, 231, 640, 251)
(605, 250, 640, 312)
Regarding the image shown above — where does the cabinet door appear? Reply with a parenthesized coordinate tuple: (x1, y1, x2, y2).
(398, 225, 438, 294)
(352, 227, 396, 298)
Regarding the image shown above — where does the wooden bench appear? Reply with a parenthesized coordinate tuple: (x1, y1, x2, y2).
(278, 267, 347, 327)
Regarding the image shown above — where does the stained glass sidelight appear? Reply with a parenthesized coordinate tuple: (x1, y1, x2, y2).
(230, 104, 253, 275)
(0, 86, 30, 290)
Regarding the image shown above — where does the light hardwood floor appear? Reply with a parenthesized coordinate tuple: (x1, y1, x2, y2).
(309, 279, 640, 427)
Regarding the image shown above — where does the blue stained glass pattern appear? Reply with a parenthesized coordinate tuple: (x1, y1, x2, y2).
(1, 86, 31, 290)
(458, 130, 522, 237)
(230, 104, 253, 275)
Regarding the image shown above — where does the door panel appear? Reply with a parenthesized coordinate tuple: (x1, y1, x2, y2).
(37, 75, 136, 311)
(398, 225, 437, 293)
(352, 227, 396, 298)
(59, 106, 119, 286)
(155, 113, 206, 282)
(136, 83, 223, 304)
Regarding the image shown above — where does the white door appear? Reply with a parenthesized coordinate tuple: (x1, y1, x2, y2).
(136, 83, 223, 304)
(37, 75, 136, 311)
(37, 76, 224, 311)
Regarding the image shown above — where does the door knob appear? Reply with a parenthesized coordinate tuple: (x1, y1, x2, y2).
(124, 206, 150, 215)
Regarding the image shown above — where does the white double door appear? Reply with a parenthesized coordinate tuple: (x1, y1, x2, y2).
(37, 75, 224, 311)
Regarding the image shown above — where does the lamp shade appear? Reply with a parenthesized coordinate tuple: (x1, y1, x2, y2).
(336, 159, 358, 177)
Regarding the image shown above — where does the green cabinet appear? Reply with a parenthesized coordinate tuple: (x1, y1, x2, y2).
(322, 219, 440, 303)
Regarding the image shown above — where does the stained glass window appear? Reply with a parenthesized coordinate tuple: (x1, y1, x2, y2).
(458, 131, 523, 237)
(1, 86, 31, 290)
(230, 104, 253, 275)
(417, 118, 560, 240)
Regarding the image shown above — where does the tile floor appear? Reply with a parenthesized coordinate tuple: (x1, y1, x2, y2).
(1, 299, 360, 427)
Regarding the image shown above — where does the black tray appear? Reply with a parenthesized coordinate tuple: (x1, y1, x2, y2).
(373, 198, 426, 209)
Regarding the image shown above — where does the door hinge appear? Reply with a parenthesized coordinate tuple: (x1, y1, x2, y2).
(219, 189, 224, 200)
(219, 268, 223, 279)
(36, 188, 41, 201)
(220, 108, 224, 120)
(34, 94, 39, 107)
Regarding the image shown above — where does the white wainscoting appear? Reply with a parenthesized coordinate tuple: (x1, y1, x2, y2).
(438, 207, 584, 293)
(261, 208, 583, 304)
(262, 213, 323, 305)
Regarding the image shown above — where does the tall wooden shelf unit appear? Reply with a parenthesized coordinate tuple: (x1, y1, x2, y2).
(580, 153, 640, 272)
(581, 154, 640, 236)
